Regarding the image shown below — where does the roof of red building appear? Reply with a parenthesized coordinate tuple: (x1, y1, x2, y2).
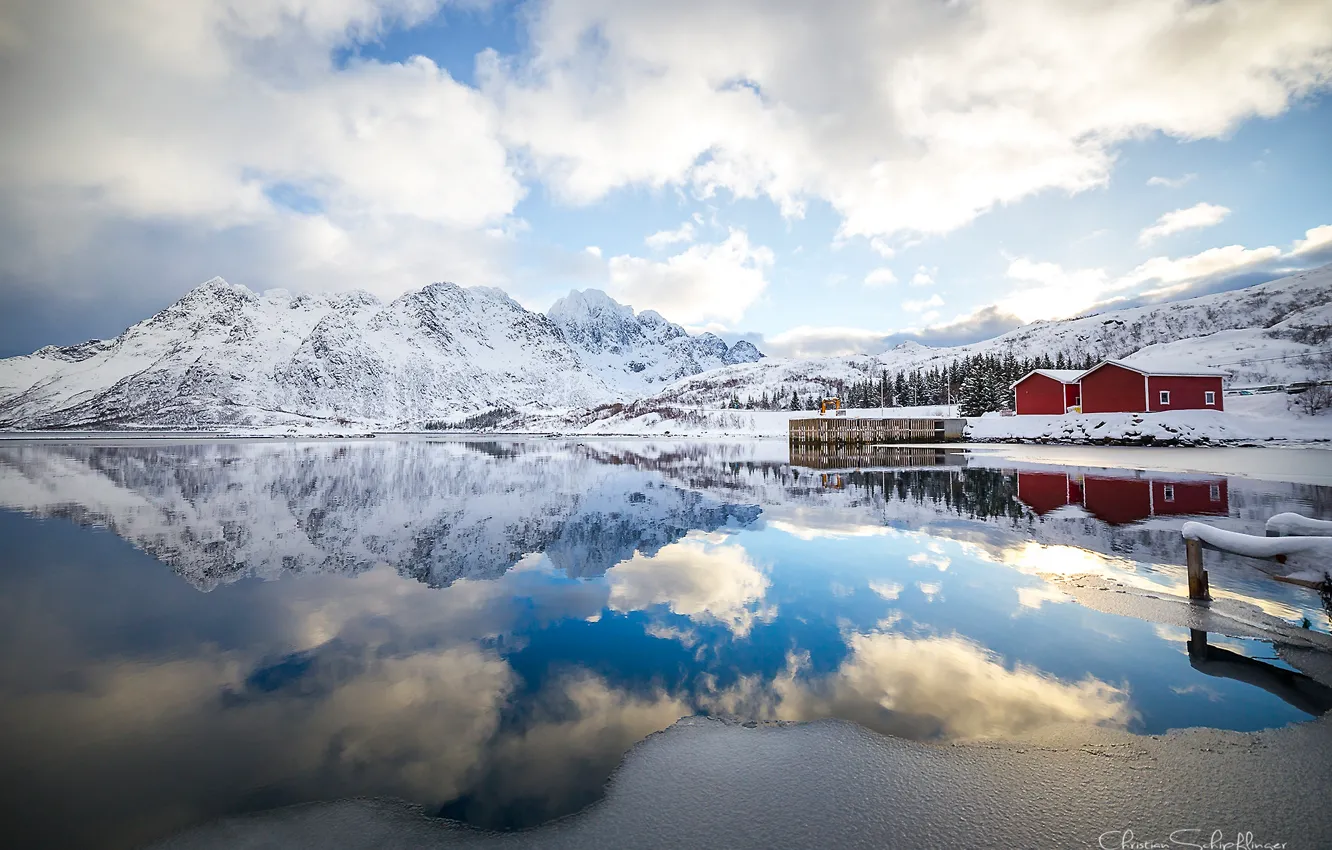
(1078, 359, 1228, 379)
(1009, 368, 1084, 389)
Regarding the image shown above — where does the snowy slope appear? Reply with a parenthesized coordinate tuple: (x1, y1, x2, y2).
(0, 280, 762, 429)
(647, 264, 1332, 407)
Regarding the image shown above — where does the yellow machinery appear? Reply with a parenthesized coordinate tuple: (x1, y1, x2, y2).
(819, 397, 843, 416)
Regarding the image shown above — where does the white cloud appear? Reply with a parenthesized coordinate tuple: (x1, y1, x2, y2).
(584, 245, 602, 257)
(902, 293, 944, 313)
(1291, 224, 1332, 257)
(1146, 173, 1197, 188)
(868, 236, 896, 259)
(1122, 244, 1283, 293)
(1138, 202, 1231, 244)
(910, 267, 936, 287)
(762, 326, 887, 358)
(606, 229, 773, 325)
(0, 0, 522, 307)
(645, 221, 697, 249)
(999, 258, 1115, 321)
(480, 0, 1332, 239)
(864, 267, 897, 288)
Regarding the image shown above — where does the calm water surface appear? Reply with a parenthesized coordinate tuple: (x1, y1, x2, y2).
(1, 439, 1331, 849)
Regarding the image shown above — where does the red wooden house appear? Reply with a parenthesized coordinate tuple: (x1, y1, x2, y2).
(1077, 360, 1224, 414)
(1010, 369, 1083, 415)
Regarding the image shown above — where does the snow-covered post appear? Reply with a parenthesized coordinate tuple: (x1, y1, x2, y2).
(1185, 538, 1210, 601)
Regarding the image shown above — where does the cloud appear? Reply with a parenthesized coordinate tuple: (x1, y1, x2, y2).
(606, 534, 774, 635)
(864, 267, 897, 288)
(1138, 202, 1231, 244)
(606, 229, 773, 325)
(998, 258, 1116, 322)
(1291, 224, 1332, 263)
(1121, 243, 1284, 296)
(910, 267, 936, 287)
(0, 0, 528, 347)
(868, 236, 896, 259)
(584, 245, 602, 257)
(481, 0, 1332, 239)
(645, 221, 697, 249)
(876, 306, 1027, 350)
(760, 326, 890, 358)
(1146, 173, 1197, 188)
(902, 293, 944, 314)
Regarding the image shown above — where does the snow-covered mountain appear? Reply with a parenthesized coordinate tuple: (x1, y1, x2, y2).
(0, 279, 762, 429)
(644, 264, 1332, 407)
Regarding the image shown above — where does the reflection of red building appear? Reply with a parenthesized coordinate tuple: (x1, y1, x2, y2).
(1016, 471, 1228, 524)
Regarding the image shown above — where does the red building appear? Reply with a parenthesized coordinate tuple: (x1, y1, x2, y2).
(1077, 360, 1224, 414)
(1011, 369, 1084, 415)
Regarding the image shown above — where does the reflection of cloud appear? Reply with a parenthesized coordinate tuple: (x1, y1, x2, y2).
(1015, 584, 1072, 610)
(644, 622, 700, 647)
(465, 673, 690, 826)
(768, 518, 896, 541)
(1171, 683, 1223, 702)
(719, 634, 1133, 742)
(907, 551, 951, 571)
(607, 535, 773, 635)
(916, 581, 943, 602)
(869, 581, 903, 601)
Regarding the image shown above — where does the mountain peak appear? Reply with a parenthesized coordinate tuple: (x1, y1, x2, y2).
(547, 289, 634, 322)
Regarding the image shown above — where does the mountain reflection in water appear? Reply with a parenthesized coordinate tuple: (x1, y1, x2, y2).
(0, 439, 1329, 850)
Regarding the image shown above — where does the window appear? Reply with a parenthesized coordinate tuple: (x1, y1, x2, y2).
(1163, 484, 1175, 502)
(1159, 390, 1170, 405)
(1205, 391, 1216, 405)
(1209, 484, 1221, 501)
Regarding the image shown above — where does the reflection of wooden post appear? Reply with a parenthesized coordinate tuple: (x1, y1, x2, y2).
(1186, 538, 1209, 601)
(1187, 629, 1208, 660)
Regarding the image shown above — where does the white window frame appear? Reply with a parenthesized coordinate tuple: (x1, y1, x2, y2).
(1163, 484, 1175, 502)
(1204, 391, 1216, 405)
(1159, 390, 1170, 405)
(1209, 483, 1221, 501)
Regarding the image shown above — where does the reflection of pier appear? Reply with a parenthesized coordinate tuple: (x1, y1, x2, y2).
(1187, 630, 1332, 717)
(790, 445, 967, 471)
(788, 416, 966, 446)
(1016, 471, 1228, 525)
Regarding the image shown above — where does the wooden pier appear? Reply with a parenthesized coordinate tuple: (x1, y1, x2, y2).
(788, 416, 967, 446)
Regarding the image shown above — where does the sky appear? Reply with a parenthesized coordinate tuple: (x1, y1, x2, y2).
(1, 0, 1331, 359)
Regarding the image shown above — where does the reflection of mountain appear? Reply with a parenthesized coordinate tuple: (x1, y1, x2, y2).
(0, 441, 759, 590)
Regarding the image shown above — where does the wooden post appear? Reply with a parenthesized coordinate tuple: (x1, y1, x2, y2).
(1185, 537, 1209, 601)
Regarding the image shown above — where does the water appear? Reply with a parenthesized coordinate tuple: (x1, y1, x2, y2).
(1, 438, 1330, 849)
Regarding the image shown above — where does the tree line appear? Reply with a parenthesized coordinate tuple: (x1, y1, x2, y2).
(723, 351, 1099, 416)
